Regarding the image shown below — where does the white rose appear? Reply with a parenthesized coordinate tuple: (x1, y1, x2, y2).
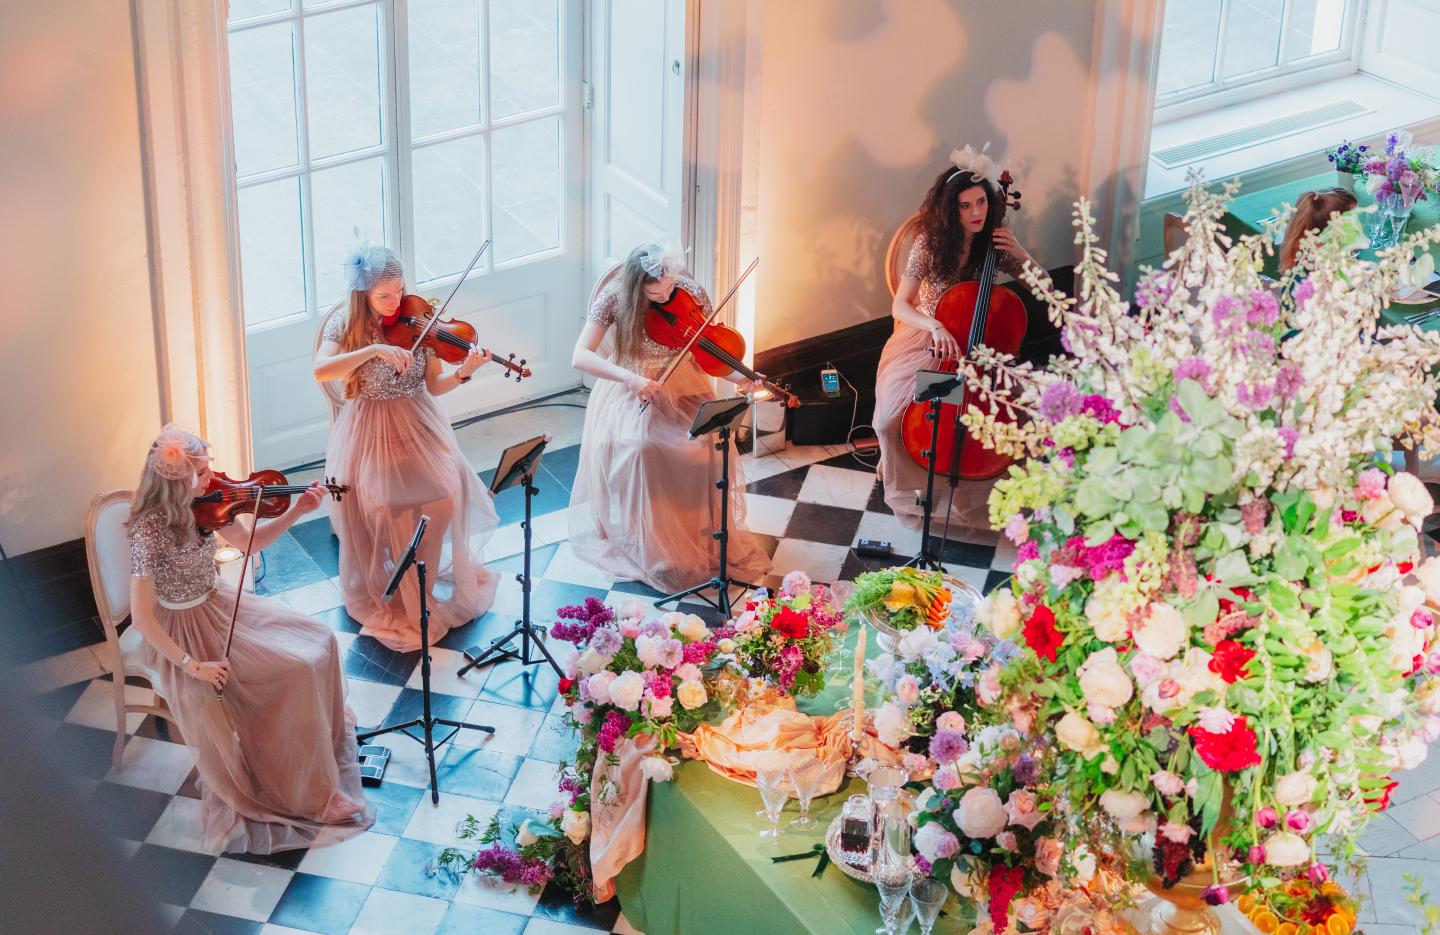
(658, 611, 687, 631)
(617, 598, 648, 621)
(717, 638, 735, 654)
(1100, 789, 1149, 822)
(1134, 602, 1188, 661)
(955, 787, 1007, 839)
(1070, 846, 1097, 884)
(577, 648, 609, 675)
(1086, 592, 1131, 643)
(1261, 831, 1309, 867)
(1416, 557, 1440, 605)
(516, 818, 539, 846)
(1274, 771, 1318, 807)
(1363, 491, 1405, 531)
(873, 701, 909, 746)
(677, 613, 709, 642)
(1078, 648, 1134, 708)
(561, 809, 590, 845)
(1400, 734, 1429, 770)
(950, 861, 978, 897)
(634, 635, 664, 668)
(608, 670, 645, 711)
(978, 590, 1021, 640)
(676, 679, 708, 710)
(897, 626, 938, 662)
(640, 755, 675, 782)
(1390, 472, 1434, 522)
(1055, 711, 1106, 759)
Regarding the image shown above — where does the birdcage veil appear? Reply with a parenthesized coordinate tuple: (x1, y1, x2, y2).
(342, 240, 404, 293)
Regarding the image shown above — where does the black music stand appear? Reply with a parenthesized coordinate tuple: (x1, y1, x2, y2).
(457, 436, 565, 679)
(356, 516, 495, 804)
(654, 396, 759, 618)
(907, 369, 970, 571)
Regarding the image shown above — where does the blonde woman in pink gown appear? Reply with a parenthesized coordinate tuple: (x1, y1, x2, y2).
(314, 245, 499, 651)
(126, 426, 373, 854)
(568, 244, 769, 593)
(875, 156, 1040, 533)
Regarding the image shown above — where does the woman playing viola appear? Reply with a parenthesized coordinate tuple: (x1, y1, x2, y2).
(568, 243, 769, 592)
(313, 245, 499, 652)
(126, 425, 373, 854)
(874, 152, 1041, 535)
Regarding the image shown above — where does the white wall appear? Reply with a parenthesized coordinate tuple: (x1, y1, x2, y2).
(0, 1, 160, 554)
(750, 0, 1102, 351)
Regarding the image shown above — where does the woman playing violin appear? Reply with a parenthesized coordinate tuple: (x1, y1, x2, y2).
(313, 244, 499, 652)
(874, 150, 1041, 534)
(126, 425, 373, 854)
(568, 243, 769, 592)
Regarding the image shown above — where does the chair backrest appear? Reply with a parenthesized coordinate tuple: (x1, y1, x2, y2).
(85, 490, 134, 635)
(885, 212, 925, 297)
(585, 263, 624, 369)
(1162, 213, 1189, 257)
(314, 303, 347, 421)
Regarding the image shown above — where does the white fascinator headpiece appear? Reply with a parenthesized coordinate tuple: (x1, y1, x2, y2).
(637, 242, 688, 279)
(342, 228, 403, 293)
(948, 142, 1000, 186)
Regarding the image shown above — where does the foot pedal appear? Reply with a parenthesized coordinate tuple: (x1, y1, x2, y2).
(358, 744, 391, 787)
(856, 538, 894, 560)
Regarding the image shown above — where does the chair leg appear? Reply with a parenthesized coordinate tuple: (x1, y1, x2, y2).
(109, 642, 129, 768)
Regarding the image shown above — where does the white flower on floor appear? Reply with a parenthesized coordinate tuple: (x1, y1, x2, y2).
(516, 818, 539, 846)
(562, 808, 590, 845)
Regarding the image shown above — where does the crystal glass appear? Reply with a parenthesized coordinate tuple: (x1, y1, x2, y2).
(866, 766, 906, 809)
(755, 765, 789, 841)
(838, 793, 875, 866)
(878, 799, 911, 876)
(787, 755, 822, 831)
(909, 878, 947, 935)
(875, 873, 913, 935)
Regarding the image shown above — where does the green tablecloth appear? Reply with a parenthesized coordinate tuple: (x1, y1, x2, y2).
(614, 623, 975, 935)
(1222, 170, 1440, 326)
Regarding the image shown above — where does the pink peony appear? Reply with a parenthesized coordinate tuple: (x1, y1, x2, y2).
(1255, 807, 1278, 829)
(1284, 809, 1312, 833)
(936, 711, 967, 733)
(1159, 822, 1194, 844)
(1152, 771, 1185, 797)
(895, 674, 921, 705)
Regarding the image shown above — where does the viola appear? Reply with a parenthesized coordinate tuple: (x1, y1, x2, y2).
(383, 294, 532, 383)
(644, 264, 799, 409)
(192, 470, 349, 532)
(899, 171, 1026, 480)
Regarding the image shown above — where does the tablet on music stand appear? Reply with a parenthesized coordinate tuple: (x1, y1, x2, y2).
(913, 369, 967, 405)
(490, 435, 548, 496)
(383, 515, 428, 601)
(687, 396, 750, 440)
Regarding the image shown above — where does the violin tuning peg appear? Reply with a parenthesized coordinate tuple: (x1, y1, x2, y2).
(519, 359, 526, 366)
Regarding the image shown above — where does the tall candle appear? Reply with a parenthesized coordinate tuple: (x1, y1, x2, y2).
(850, 624, 867, 743)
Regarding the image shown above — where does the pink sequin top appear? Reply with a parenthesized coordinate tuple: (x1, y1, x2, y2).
(128, 510, 217, 604)
(904, 233, 1027, 319)
(323, 314, 433, 400)
(586, 273, 713, 371)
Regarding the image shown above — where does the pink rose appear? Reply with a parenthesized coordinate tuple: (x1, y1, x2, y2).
(1035, 837, 1063, 878)
(1128, 652, 1165, 687)
(1152, 771, 1185, 797)
(674, 663, 702, 682)
(901, 752, 929, 776)
(896, 674, 921, 705)
(977, 667, 1003, 706)
(1284, 809, 1312, 833)
(586, 671, 617, 705)
(932, 766, 961, 792)
(644, 695, 674, 720)
(1254, 807, 1278, 829)
(1004, 790, 1044, 830)
(1087, 702, 1117, 726)
(936, 711, 967, 733)
(620, 622, 641, 639)
(572, 704, 593, 725)
(995, 831, 1017, 851)
(1159, 822, 1194, 844)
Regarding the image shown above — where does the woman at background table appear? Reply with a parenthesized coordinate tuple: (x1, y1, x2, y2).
(1279, 187, 1357, 271)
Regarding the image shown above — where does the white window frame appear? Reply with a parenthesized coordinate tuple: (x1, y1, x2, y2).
(226, 0, 573, 333)
(1153, 0, 1367, 124)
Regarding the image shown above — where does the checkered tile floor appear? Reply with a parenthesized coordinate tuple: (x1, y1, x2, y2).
(21, 434, 1440, 932)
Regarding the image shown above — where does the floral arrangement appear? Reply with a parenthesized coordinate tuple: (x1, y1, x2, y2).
(1234, 879, 1358, 933)
(1327, 134, 1438, 204)
(433, 813, 561, 892)
(846, 567, 955, 632)
(942, 175, 1440, 909)
(911, 729, 1078, 932)
(729, 571, 846, 698)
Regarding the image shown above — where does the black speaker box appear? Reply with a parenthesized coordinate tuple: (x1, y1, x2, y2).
(786, 384, 855, 446)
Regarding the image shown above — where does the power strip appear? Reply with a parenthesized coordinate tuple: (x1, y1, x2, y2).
(856, 538, 893, 559)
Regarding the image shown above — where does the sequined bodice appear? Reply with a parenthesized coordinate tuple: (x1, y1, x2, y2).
(904, 234, 1026, 319)
(129, 511, 218, 604)
(323, 314, 432, 400)
(587, 274, 711, 375)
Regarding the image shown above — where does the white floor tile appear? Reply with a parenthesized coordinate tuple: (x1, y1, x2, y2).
(402, 792, 500, 848)
(452, 872, 543, 915)
(189, 857, 294, 922)
(406, 647, 488, 700)
(456, 700, 549, 755)
(350, 888, 449, 935)
(503, 756, 563, 812)
(524, 918, 606, 935)
(742, 494, 797, 537)
(346, 680, 404, 731)
(767, 538, 849, 584)
(1388, 791, 1440, 843)
(145, 796, 222, 855)
(541, 541, 617, 590)
(946, 563, 991, 593)
(296, 830, 399, 885)
(613, 911, 646, 935)
(49, 646, 107, 687)
(854, 511, 913, 554)
(797, 464, 876, 511)
(63, 678, 153, 734)
(279, 578, 344, 615)
(104, 735, 195, 794)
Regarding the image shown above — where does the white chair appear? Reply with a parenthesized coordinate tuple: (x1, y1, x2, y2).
(85, 490, 175, 766)
(885, 212, 924, 298)
(581, 263, 624, 387)
(314, 303, 347, 423)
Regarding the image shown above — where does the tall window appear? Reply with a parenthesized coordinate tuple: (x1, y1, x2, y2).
(1155, 0, 1364, 118)
(226, 0, 566, 328)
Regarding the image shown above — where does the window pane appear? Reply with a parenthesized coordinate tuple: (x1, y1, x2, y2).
(492, 117, 560, 263)
(1220, 0, 1284, 79)
(311, 158, 386, 305)
(229, 0, 292, 23)
(304, 3, 383, 160)
(229, 22, 300, 177)
(1285, 0, 1346, 61)
(1155, 0, 1222, 97)
(490, 0, 559, 119)
(408, 0, 482, 139)
(411, 135, 486, 284)
(238, 179, 306, 325)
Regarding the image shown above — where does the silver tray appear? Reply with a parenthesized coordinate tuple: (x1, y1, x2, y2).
(824, 815, 920, 884)
(858, 572, 981, 652)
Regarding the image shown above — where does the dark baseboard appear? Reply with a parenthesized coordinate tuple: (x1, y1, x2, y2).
(1, 537, 104, 665)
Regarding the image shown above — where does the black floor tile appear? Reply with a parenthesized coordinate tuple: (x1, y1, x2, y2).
(174, 909, 265, 935)
(362, 781, 426, 836)
(936, 538, 996, 568)
(177, 767, 202, 799)
(866, 480, 893, 514)
(526, 580, 609, 622)
(288, 516, 340, 577)
(437, 903, 528, 935)
(492, 481, 571, 527)
(344, 638, 421, 687)
(383, 687, 475, 726)
(535, 877, 622, 929)
(489, 541, 559, 577)
(253, 533, 327, 596)
(982, 570, 1013, 595)
(312, 605, 363, 634)
(749, 466, 810, 500)
(812, 451, 881, 473)
(88, 781, 174, 841)
(269, 874, 370, 935)
(782, 501, 864, 547)
(839, 549, 900, 583)
(134, 714, 186, 745)
(476, 664, 562, 710)
(374, 837, 462, 900)
(435, 610, 519, 653)
(25, 679, 89, 720)
(435, 746, 524, 802)
(229, 846, 310, 871)
(606, 579, 665, 598)
(128, 844, 219, 905)
(538, 443, 581, 491)
(49, 722, 121, 781)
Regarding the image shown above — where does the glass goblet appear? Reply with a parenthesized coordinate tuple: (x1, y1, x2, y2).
(755, 765, 789, 841)
(786, 757, 821, 831)
(909, 878, 947, 935)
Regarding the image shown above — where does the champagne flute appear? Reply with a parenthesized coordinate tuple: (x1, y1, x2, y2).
(909, 878, 947, 935)
(875, 871, 912, 935)
(755, 764, 789, 841)
(787, 755, 821, 831)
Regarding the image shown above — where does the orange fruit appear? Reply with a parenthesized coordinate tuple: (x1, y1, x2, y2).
(1297, 926, 1314, 935)
(1237, 895, 1257, 914)
(1277, 923, 1299, 935)
(1325, 914, 1351, 935)
(1320, 882, 1344, 897)
(1253, 911, 1280, 933)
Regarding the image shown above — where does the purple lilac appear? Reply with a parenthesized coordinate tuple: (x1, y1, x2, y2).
(929, 729, 969, 765)
(682, 640, 715, 665)
(1068, 533, 1136, 581)
(1273, 364, 1303, 400)
(590, 627, 622, 658)
(1012, 754, 1040, 786)
(1039, 381, 1086, 423)
(1016, 540, 1040, 563)
(1292, 279, 1315, 307)
(1245, 289, 1279, 327)
(1135, 270, 1174, 307)
(598, 710, 630, 754)
(1278, 426, 1298, 460)
(645, 671, 672, 699)
(1174, 356, 1212, 388)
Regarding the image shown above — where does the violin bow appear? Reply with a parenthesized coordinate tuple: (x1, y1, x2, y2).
(216, 485, 263, 701)
(406, 239, 492, 356)
(640, 257, 761, 413)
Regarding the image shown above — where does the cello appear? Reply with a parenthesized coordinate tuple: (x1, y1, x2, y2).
(899, 171, 1026, 480)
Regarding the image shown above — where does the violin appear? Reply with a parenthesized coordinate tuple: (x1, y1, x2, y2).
(899, 171, 1026, 480)
(383, 294, 532, 383)
(644, 260, 799, 409)
(191, 470, 349, 532)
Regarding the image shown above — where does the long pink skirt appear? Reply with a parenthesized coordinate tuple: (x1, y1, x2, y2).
(326, 391, 499, 651)
(145, 583, 373, 854)
(873, 322, 995, 532)
(568, 358, 769, 593)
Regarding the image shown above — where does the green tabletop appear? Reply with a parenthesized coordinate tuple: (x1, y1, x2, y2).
(1223, 170, 1440, 325)
(615, 622, 976, 935)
